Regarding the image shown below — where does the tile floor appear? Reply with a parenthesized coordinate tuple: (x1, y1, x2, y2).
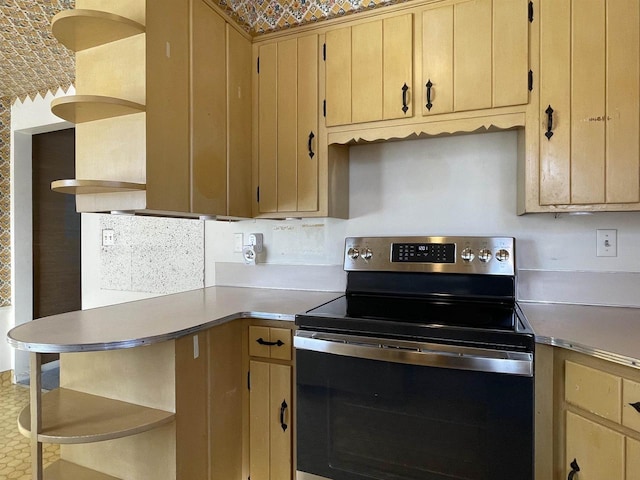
(0, 370, 59, 479)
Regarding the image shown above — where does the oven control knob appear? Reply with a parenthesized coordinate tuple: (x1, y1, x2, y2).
(496, 249, 510, 262)
(460, 248, 475, 262)
(478, 248, 492, 263)
(360, 248, 373, 261)
(347, 247, 360, 260)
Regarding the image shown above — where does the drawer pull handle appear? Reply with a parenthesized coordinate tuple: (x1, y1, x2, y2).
(425, 80, 433, 111)
(280, 400, 288, 432)
(630, 401, 640, 413)
(308, 131, 315, 159)
(401, 83, 409, 114)
(568, 458, 580, 480)
(545, 105, 554, 139)
(256, 337, 284, 347)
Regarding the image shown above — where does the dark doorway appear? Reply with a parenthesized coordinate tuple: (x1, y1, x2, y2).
(32, 128, 81, 364)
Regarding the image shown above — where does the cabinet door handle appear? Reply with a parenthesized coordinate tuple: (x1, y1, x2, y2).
(425, 80, 433, 111)
(280, 400, 288, 432)
(545, 105, 554, 139)
(630, 401, 640, 413)
(401, 83, 409, 114)
(567, 458, 580, 480)
(256, 337, 284, 347)
(308, 131, 315, 159)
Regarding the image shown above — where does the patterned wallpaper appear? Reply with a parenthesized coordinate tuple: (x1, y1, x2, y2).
(0, 98, 10, 307)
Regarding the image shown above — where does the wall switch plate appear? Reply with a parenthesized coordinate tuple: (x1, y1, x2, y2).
(596, 229, 617, 257)
(102, 229, 115, 246)
(234, 233, 244, 253)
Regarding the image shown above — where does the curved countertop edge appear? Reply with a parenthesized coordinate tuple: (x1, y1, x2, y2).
(6, 311, 294, 354)
(534, 335, 640, 370)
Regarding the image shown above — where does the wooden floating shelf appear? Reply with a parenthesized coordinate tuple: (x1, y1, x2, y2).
(52, 9, 145, 52)
(44, 460, 120, 480)
(51, 95, 146, 123)
(51, 179, 146, 195)
(18, 388, 174, 444)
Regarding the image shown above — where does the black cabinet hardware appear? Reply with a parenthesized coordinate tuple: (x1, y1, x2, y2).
(630, 401, 640, 413)
(280, 400, 288, 431)
(256, 337, 284, 347)
(529, 1, 534, 22)
(402, 83, 409, 114)
(425, 80, 433, 111)
(528, 70, 533, 91)
(545, 105, 554, 139)
(308, 131, 315, 159)
(568, 459, 580, 480)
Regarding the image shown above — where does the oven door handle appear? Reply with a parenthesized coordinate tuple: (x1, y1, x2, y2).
(294, 331, 533, 377)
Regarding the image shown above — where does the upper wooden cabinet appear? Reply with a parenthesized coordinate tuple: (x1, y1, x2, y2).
(536, 0, 640, 209)
(420, 0, 529, 116)
(325, 13, 413, 126)
(51, 0, 252, 218)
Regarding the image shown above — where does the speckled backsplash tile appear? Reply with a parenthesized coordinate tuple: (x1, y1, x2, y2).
(99, 215, 204, 295)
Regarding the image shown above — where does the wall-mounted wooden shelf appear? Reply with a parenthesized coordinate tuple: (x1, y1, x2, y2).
(18, 388, 174, 444)
(51, 9, 145, 52)
(51, 179, 146, 195)
(44, 459, 120, 480)
(51, 95, 145, 124)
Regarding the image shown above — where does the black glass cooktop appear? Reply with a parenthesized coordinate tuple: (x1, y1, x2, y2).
(296, 294, 535, 352)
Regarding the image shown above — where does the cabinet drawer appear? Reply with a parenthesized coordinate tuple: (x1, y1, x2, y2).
(623, 379, 640, 433)
(249, 326, 292, 361)
(565, 361, 621, 422)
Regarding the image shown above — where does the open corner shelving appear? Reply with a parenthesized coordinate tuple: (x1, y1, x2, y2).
(51, 95, 145, 124)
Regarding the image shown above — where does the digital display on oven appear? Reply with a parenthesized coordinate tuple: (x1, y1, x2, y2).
(391, 243, 456, 263)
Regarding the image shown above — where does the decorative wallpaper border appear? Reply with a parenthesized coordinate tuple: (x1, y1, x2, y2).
(0, 97, 10, 307)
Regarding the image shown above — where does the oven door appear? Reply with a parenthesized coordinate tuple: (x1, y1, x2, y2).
(294, 331, 534, 480)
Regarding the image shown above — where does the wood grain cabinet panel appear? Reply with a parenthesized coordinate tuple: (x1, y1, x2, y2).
(538, 0, 640, 209)
(628, 437, 640, 479)
(565, 361, 621, 422)
(623, 379, 640, 434)
(256, 35, 319, 215)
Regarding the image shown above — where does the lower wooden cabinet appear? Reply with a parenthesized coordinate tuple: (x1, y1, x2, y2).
(556, 349, 640, 480)
(249, 361, 292, 480)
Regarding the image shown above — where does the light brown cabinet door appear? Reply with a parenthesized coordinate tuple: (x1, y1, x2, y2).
(565, 411, 624, 480)
(628, 437, 640, 479)
(325, 27, 352, 127)
(326, 14, 413, 126)
(191, 0, 227, 215)
(540, 0, 640, 206)
(257, 35, 319, 214)
(249, 361, 292, 480)
(383, 14, 413, 120)
(422, 5, 453, 116)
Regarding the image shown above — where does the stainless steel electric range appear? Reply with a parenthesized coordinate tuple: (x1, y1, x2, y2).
(294, 236, 534, 480)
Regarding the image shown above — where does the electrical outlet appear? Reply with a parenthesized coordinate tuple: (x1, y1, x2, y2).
(234, 233, 244, 253)
(102, 229, 115, 246)
(596, 229, 617, 257)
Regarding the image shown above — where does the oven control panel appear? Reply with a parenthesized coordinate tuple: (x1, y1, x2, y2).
(344, 236, 515, 275)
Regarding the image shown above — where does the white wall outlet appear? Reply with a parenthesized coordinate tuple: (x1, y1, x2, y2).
(102, 229, 115, 246)
(234, 233, 244, 253)
(596, 229, 617, 257)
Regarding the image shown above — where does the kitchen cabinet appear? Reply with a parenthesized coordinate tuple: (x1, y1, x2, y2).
(257, 35, 319, 214)
(536, 0, 640, 209)
(555, 350, 640, 480)
(325, 13, 413, 126)
(50, 0, 252, 218)
(420, 0, 528, 116)
(249, 323, 294, 480)
(253, 35, 349, 218)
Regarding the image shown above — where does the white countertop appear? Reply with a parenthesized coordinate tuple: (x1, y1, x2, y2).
(521, 302, 640, 368)
(6, 286, 341, 353)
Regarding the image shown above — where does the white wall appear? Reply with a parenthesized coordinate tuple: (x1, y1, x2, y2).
(7, 88, 74, 380)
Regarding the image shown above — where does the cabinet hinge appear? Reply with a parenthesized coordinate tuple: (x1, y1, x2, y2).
(247, 371, 251, 390)
(323, 99, 326, 117)
(256, 186, 260, 203)
(528, 1, 534, 22)
(323, 43, 326, 61)
(257, 57, 260, 74)
(528, 70, 533, 91)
